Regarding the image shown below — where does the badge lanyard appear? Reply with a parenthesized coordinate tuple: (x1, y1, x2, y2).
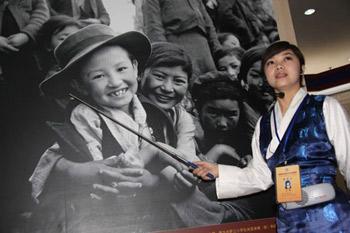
(271, 96, 309, 203)
(272, 107, 303, 203)
(272, 104, 302, 166)
(272, 108, 287, 165)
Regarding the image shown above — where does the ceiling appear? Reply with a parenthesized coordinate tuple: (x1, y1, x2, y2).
(287, 0, 350, 74)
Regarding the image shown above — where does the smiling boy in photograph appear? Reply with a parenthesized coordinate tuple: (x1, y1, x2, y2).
(30, 24, 186, 233)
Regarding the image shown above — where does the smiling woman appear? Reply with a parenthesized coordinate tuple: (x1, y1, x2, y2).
(139, 41, 197, 160)
(141, 66, 188, 110)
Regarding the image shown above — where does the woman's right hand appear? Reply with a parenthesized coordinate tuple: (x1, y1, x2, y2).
(192, 161, 219, 181)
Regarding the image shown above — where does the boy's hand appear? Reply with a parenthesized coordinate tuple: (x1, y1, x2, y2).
(93, 167, 143, 198)
(0, 36, 19, 53)
(99, 167, 159, 192)
(8, 33, 29, 48)
(192, 161, 219, 181)
(56, 155, 120, 185)
(117, 149, 144, 168)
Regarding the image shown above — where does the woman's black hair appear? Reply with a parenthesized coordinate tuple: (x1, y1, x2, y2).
(262, 41, 305, 68)
(261, 41, 305, 85)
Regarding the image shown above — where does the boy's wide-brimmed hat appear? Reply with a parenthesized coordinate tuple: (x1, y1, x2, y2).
(40, 24, 151, 97)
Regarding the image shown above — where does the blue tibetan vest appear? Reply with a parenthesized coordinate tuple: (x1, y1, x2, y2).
(259, 95, 337, 187)
(259, 95, 350, 233)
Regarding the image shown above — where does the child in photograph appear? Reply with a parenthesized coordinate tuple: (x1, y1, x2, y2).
(218, 32, 241, 49)
(238, 45, 275, 140)
(30, 24, 225, 233)
(214, 47, 245, 81)
(36, 15, 84, 121)
(191, 73, 276, 221)
(29, 24, 193, 233)
(37, 15, 83, 78)
(192, 72, 252, 165)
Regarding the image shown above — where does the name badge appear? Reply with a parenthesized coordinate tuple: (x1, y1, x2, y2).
(275, 165, 302, 203)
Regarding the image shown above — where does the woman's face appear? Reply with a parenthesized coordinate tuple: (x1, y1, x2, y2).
(141, 66, 188, 110)
(50, 25, 80, 49)
(264, 49, 302, 93)
(78, 46, 138, 114)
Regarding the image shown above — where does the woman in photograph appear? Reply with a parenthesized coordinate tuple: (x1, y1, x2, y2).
(193, 41, 350, 232)
(139, 41, 197, 159)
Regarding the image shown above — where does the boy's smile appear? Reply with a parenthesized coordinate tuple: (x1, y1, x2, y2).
(78, 46, 138, 114)
(108, 88, 128, 97)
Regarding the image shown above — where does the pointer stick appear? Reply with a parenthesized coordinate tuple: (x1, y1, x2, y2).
(69, 93, 215, 180)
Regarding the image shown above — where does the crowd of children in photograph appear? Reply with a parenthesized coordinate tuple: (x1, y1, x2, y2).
(2, 1, 349, 233)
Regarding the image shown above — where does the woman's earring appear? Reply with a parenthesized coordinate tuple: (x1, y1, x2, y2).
(137, 76, 142, 82)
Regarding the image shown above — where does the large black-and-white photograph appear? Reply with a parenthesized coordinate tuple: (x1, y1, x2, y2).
(1, 0, 280, 232)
